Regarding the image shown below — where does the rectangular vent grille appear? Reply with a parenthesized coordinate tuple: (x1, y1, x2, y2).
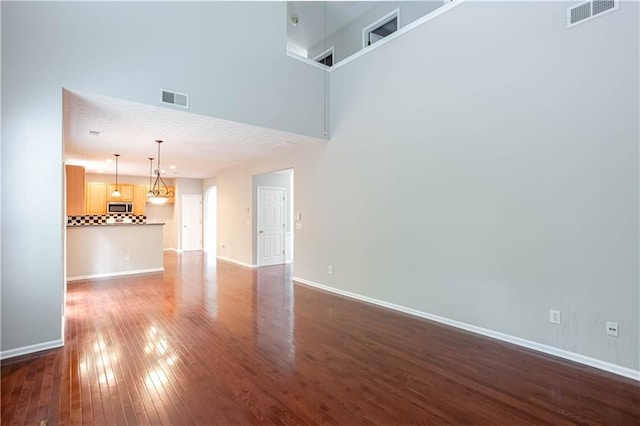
(160, 89, 189, 109)
(592, 0, 615, 16)
(567, 0, 618, 28)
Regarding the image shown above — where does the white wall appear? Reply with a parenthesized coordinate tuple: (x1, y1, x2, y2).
(217, 1, 640, 372)
(307, 1, 442, 63)
(146, 205, 176, 250)
(217, 144, 322, 265)
(1, 1, 324, 356)
(1, 90, 64, 355)
(67, 225, 163, 279)
(203, 177, 217, 253)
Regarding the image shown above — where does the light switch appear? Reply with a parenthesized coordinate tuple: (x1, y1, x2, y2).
(295, 213, 302, 220)
(296, 223, 302, 230)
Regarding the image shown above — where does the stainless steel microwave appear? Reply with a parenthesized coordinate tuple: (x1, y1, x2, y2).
(107, 202, 133, 214)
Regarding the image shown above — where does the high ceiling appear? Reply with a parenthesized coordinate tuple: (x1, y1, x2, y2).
(63, 90, 324, 179)
(64, 2, 407, 180)
(287, 1, 381, 55)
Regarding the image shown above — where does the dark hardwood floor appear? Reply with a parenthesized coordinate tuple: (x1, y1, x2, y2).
(2, 252, 639, 425)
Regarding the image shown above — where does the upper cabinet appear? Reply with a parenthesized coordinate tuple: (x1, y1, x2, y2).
(133, 185, 147, 215)
(78, 180, 173, 216)
(107, 183, 134, 202)
(66, 165, 85, 216)
(86, 182, 107, 215)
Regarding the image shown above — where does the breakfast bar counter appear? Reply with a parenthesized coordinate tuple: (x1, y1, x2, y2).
(66, 223, 165, 281)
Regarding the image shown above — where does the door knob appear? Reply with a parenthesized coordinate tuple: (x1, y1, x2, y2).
(259, 230, 264, 234)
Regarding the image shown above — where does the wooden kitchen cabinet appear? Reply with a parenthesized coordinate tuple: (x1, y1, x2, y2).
(66, 165, 85, 216)
(133, 185, 147, 215)
(107, 183, 134, 202)
(86, 182, 107, 215)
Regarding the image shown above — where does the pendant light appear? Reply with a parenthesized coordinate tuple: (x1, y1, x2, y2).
(148, 140, 175, 205)
(111, 154, 121, 198)
(147, 157, 155, 197)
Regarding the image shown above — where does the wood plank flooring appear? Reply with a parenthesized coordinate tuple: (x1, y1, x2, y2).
(2, 252, 639, 425)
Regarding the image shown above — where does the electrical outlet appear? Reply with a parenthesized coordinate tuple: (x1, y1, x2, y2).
(328, 265, 333, 275)
(549, 309, 561, 324)
(606, 321, 619, 337)
(124, 254, 130, 261)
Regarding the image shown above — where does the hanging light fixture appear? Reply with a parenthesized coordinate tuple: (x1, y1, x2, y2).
(111, 154, 121, 198)
(147, 157, 155, 197)
(148, 140, 175, 205)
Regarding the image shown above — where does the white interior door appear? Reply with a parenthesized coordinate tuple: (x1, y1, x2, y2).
(182, 195, 202, 252)
(258, 187, 285, 266)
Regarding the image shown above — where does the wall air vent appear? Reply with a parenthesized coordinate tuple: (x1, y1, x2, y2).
(160, 88, 189, 109)
(567, 0, 618, 28)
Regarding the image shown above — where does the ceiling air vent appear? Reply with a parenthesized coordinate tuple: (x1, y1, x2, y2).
(567, 0, 618, 28)
(160, 88, 189, 109)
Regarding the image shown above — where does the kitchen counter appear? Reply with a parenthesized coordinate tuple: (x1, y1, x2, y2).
(67, 223, 164, 281)
(66, 223, 164, 227)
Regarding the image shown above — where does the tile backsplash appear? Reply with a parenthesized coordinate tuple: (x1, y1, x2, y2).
(67, 214, 146, 226)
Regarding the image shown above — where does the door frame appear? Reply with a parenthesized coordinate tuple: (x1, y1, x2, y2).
(257, 186, 286, 267)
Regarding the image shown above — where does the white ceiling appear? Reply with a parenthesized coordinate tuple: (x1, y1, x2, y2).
(63, 90, 325, 179)
(287, 1, 380, 55)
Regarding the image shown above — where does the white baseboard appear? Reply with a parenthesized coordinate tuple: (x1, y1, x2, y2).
(292, 276, 640, 382)
(67, 267, 164, 282)
(1, 339, 64, 360)
(216, 256, 257, 269)
(163, 248, 179, 252)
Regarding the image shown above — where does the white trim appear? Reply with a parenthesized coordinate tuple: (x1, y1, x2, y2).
(163, 248, 179, 252)
(67, 267, 164, 282)
(287, 0, 467, 73)
(362, 8, 400, 49)
(1, 339, 64, 360)
(287, 51, 328, 70)
(292, 276, 640, 382)
(312, 46, 335, 63)
(216, 256, 257, 269)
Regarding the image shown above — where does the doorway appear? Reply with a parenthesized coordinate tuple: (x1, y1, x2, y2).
(181, 194, 202, 251)
(257, 186, 286, 266)
(253, 169, 293, 267)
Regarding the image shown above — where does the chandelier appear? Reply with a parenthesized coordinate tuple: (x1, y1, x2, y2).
(147, 140, 174, 205)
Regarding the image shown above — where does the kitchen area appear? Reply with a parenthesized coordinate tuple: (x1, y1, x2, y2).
(65, 164, 174, 281)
